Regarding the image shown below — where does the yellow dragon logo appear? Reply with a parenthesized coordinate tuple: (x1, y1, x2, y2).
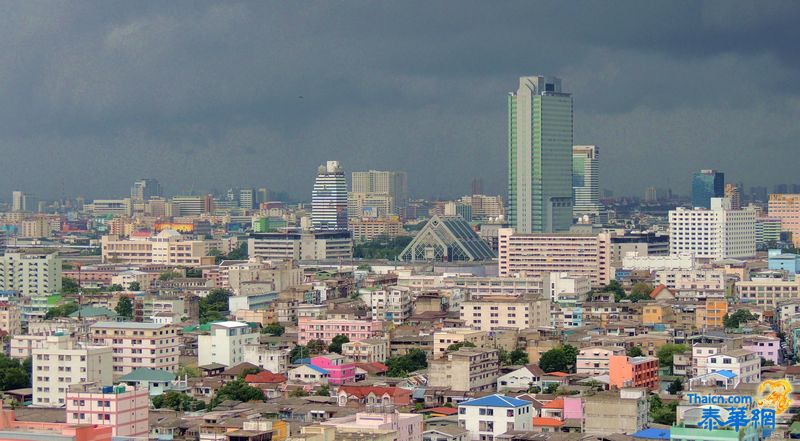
(756, 379, 793, 414)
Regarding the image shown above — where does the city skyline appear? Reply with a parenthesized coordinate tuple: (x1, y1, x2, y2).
(0, 2, 798, 201)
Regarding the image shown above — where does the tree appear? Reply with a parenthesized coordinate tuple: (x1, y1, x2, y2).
(544, 383, 559, 394)
(447, 341, 476, 352)
(45, 302, 80, 319)
(290, 388, 309, 397)
(0, 354, 31, 390)
(627, 346, 645, 357)
(316, 385, 330, 396)
(667, 378, 683, 395)
(199, 289, 232, 323)
(290, 345, 309, 362)
(385, 348, 428, 377)
(307, 339, 327, 355)
(724, 309, 757, 329)
(539, 348, 570, 373)
(209, 378, 264, 409)
(562, 345, 578, 370)
(62, 278, 80, 294)
(761, 358, 775, 367)
(650, 394, 677, 425)
(115, 297, 134, 319)
(600, 280, 625, 302)
(186, 268, 203, 278)
(152, 391, 206, 411)
(108, 284, 125, 292)
(239, 367, 262, 379)
(353, 236, 414, 259)
(159, 271, 182, 281)
(328, 335, 350, 354)
(508, 348, 529, 365)
(656, 344, 689, 368)
(128, 282, 141, 291)
(628, 282, 653, 302)
(176, 365, 200, 378)
(261, 323, 285, 336)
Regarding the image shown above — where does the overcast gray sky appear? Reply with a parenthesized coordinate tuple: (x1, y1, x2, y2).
(2, 0, 800, 201)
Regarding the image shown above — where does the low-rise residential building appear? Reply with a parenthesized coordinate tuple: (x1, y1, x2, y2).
(310, 354, 356, 385)
(288, 364, 329, 385)
(198, 321, 259, 367)
(341, 338, 390, 363)
(428, 348, 499, 393)
(460, 295, 550, 332)
(496, 365, 544, 392)
(90, 322, 181, 377)
(243, 346, 291, 373)
(695, 298, 728, 330)
(432, 329, 489, 359)
(702, 349, 761, 384)
(457, 394, 533, 441)
(32, 334, 113, 407)
(320, 409, 422, 441)
(582, 388, 649, 435)
(297, 317, 384, 345)
(742, 335, 780, 365)
(576, 346, 626, 376)
(66, 383, 149, 438)
(609, 356, 659, 390)
(361, 286, 413, 325)
(0, 301, 21, 335)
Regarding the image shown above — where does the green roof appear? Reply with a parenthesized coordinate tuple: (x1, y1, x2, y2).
(119, 368, 176, 383)
(69, 307, 117, 318)
(46, 295, 63, 305)
(791, 422, 800, 434)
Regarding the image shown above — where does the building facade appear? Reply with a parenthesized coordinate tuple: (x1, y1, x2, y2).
(692, 169, 724, 209)
(32, 335, 113, 407)
(197, 321, 259, 367)
(66, 383, 149, 438)
(0, 252, 62, 297)
(669, 198, 756, 260)
(768, 194, 800, 246)
(297, 317, 384, 345)
(428, 348, 499, 393)
(572, 145, 601, 220)
(312, 161, 348, 232)
(90, 322, 181, 377)
(460, 295, 550, 332)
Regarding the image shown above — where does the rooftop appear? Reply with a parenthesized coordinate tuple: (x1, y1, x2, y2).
(91, 321, 171, 329)
(460, 394, 530, 408)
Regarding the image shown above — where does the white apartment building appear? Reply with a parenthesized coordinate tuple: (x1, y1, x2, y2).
(243, 346, 291, 373)
(360, 286, 413, 325)
(101, 230, 235, 266)
(457, 394, 532, 441)
(32, 334, 113, 407)
(701, 349, 761, 384)
(460, 295, 550, 332)
(621, 253, 696, 271)
(247, 231, 353, 261)
(497, 229, 612, 288)
(90, 322, 181, 377)
(0, 251, 62, 297)
(545, 272, 591, 305)
(198, 321, 259, 367)
(669, 198, 756, 260)
(432, 328, 489, 359)
(576, 346, 626, 376)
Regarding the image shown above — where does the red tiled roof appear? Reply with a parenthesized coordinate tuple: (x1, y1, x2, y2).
(546, 372, 569, 377)
(426, 407, 458, 415)
(337, 385, 412, 406)
(542, 397, 564, 409)
(244, 371, 287, 384)
(533, 417, 565, 427)
(650, 284, 674, 299)
(352, 362, 389, 374)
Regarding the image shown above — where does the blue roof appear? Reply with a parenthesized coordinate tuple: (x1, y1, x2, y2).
(302, 364, 329, 375)
(633, 428, 670, 440)
(714, 369, 737, 379)
(460, 394, 530, 408)
(412, 388, 426, 399)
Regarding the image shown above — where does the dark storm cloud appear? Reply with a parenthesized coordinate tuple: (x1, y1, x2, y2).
(1, 0, 799, 200)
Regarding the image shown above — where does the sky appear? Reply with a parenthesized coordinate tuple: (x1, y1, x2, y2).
(2, 0, 800, 201)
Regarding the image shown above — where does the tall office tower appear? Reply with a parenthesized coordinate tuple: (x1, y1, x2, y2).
(350, 170, 408, 215)
(724, 183, 742, 210)
(11, 191, 31, 212)
(471, 178, 484, 196)
(312, 161, 348, 232)
(507, 75, 573, 233)
(572, 145, 601, 219)
(130, 179, 163, 201)
(239, 188, 256, 209)
(691, 169, 724, 208)
(257, 187, 270, 205)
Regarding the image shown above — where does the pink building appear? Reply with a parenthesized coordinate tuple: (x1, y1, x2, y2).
(321, 410, 422, 441)
(66, 383, 149, 438)
(743, 335, 781, 365)
(298, 317, 384, 344)
(311, 354, 356, 385)
(0, 408, 112, 441)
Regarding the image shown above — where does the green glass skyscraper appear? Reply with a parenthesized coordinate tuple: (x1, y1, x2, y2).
(507, 76, 573, 233)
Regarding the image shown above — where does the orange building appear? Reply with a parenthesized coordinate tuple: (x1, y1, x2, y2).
(642, 304, 674, 325)
(609, 355, 659, 390)
(769, 194, 800, 246)
(696, 298, 728, 330)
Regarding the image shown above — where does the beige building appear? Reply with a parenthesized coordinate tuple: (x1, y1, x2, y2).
(768, 193, 800, 246)
(247, 231, 353, 261)
(460, 295, 550, 332)
(497, 229, 612, 288)
(576, 346, 626, 376)
(427, 348, 499, 392)
(0, 301, 21, 335)
(101, 230, 233, 266)
(341, 338, 390, 363)
(19, 217, 54, 239)
(583, 388, 649, 434)
(90, 322, 181, 377)
(349, 216, 404, 241)
(737, 278, 800, 308)
(32, 334, 113, 407)
(0, 251, 62, 297)
(226, 259, 303, 295)
(457, 195, 505, 221)
(432, 328, 489, 359)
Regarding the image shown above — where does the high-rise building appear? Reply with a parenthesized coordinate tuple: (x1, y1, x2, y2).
(669, 198, 756, 260)
(724, 183, 742, 210)
(691, 169, 724, 208)
(257, 187, 270, 205)
(572, 145, 601, 219)
(0, 251, 62, 297)
(11, 191, 33, 212)
(130, 179, 162, 201)
(350, 170, 408, 216)
(312, 161, 348, 232)
(768, 194, 800, 247)
(508, 75, 573, 233)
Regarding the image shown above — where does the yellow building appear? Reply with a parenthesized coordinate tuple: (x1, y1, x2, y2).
(642, 304, 674, 325)
(696, 298, 728, 329)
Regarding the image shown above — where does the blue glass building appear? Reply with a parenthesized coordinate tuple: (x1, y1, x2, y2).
(692, 169, 724, 208)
